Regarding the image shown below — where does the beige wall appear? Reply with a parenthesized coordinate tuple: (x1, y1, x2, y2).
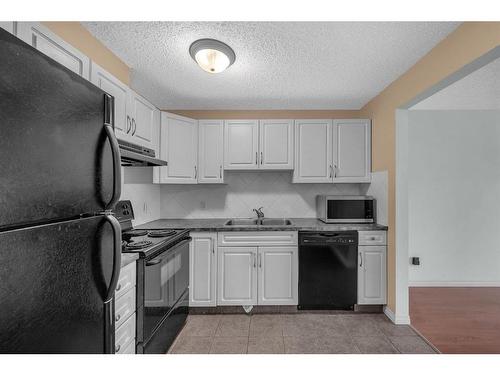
(169, 110, 362, 119)
(42, 22, 130, 85)
(359, 22, 500, 313)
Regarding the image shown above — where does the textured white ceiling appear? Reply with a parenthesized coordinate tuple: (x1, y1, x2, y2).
(83, 22, 460, 110)
(411, 57, 500, 110)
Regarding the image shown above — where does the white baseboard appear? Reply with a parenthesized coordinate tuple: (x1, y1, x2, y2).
(384, 306, 411, 325)
(409, 281, 500, 287)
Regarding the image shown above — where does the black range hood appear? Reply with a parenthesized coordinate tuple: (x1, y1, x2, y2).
(118, 139, 168, 167)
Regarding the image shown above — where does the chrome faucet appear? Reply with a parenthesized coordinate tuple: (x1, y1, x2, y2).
(253, 207, 264, 218)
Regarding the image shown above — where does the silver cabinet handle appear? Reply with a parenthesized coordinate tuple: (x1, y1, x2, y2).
(211, 238, 215, 254)
(131, 118, 137, 136)
(253, 253, 256, 268)
(126, 115, 131, 133)
(259, 253, 262, 268)
(219, 165, 222, 179)
(359, 252, 362, 267)
(333, 164, 337, 178)
(329, 165, 333, 178)
(115, 344, 121, 353)
(115, 314, 121, 322)
(115, 283, 122, 292)
(260, 152, 263, 165)
(194, 165, 197, 179)
(255, 152, 258, 165)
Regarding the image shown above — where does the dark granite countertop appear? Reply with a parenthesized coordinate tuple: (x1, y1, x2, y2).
(136, 218, 388, 232)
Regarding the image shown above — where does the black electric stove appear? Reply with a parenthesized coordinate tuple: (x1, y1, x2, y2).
(114, 200, 191, 354)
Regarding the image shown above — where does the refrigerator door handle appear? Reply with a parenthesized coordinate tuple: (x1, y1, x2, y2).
(104, 94, 121, 211)
(103, 213, 122, 303)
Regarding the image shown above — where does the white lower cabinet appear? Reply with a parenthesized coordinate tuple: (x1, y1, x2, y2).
(357, 245, 387, 305)
(218, 246, 258, 306)
(189, 233, 217, 306)
(216, 231, 298, 306)
(257, 247, 298, 305)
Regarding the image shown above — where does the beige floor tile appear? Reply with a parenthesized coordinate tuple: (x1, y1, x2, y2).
(389, 336, 437, 354)
(210, 337, 248, 354)
(340, 315, 384, 337)
(352, 335, 399, 354)
(215, 314, 251, 337)
(170, 336, 212, 354)
(182, 315, 221, 337)
(249, 315, 284, 337)
(248, 337, 285, 354)
(283, 314, 348, 337)
(284, 336, 360, 354)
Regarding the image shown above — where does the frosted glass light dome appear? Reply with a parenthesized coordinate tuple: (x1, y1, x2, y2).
(189, 39, 236, 74)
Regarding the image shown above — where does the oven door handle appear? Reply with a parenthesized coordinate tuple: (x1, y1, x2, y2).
(145, 237, 192, 265)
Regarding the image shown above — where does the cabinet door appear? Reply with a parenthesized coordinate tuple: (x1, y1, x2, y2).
(17, 22, 90, 79)
(128, 91, 159, 150)
(257, 247, 298, 305)
(198, 120, 224, 183)
(0, 22, 15, 34)
(217, 247, 257, 306)
(259, 120, 293, 169)
(189, 233, 217, 307)
(358, 246, 386, 305)
(293, 119, 333, 183)
(90, 62, 131, 142)
(156, 112, 198, 184)
(224, 120, 259, 169)
(332, 119, 371, 183)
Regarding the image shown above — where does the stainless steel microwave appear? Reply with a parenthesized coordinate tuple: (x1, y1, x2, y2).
(316, 195, 375, 223)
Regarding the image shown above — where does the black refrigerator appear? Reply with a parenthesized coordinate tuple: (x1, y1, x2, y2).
(0, 29, 122, 353)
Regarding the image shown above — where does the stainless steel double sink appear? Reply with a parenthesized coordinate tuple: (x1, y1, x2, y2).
(224, 218, 293, 226)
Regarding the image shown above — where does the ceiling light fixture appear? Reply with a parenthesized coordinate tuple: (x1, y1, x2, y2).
(189, 38, 236, 74)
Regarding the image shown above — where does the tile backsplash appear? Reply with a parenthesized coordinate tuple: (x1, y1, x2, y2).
(160, 171, 362, 218)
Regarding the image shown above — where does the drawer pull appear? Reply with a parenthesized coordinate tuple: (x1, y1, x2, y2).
(115, 344, 121, 353)
(115, 314, 121, 322)
(115, 284, 122, 291)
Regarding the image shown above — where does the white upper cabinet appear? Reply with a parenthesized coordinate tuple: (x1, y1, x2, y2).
(257, 246, 298, 305)
(0, 22, 15, 34)
(198, 120, 224, 183)
(332, 119, 371, 183)
(217, 247, 258, 306)
(155, 112, 198, 184)
(17, 22, 90, 80)
(189, 233, 217, 307)
(357, 245, 386, 305)
(90, 62, 131, 142)
(128, 91, 159, 151)
(293, 119, 333, 183)
(224, 120, 259, 169)
(259, 120, 294, 169)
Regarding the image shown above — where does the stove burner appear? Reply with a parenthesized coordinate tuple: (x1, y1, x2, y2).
(123, 229, 148, 237)
(148, 230, 177, 238)
(126, 240, 153, 250)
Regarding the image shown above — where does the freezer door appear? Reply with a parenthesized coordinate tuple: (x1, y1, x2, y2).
(0, 215, 121, 353)
(0, 29, 120, 230)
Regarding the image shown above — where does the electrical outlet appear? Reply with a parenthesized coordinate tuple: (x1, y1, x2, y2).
(411, 257, 420, 265)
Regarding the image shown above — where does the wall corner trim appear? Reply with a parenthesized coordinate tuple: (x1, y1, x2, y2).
(384, 306, 411, 325)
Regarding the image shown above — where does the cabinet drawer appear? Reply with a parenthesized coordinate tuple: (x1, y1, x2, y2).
(358, 231, 387, 246)
(218, 231, 298, 247)
(115, 261, 136, 299)
(117, 339, 135, 354)
(115, 313, 135, 354)
(115, 287, 136, 329)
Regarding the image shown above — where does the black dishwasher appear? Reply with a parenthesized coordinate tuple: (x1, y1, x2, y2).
(298, 231, 358, 310)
